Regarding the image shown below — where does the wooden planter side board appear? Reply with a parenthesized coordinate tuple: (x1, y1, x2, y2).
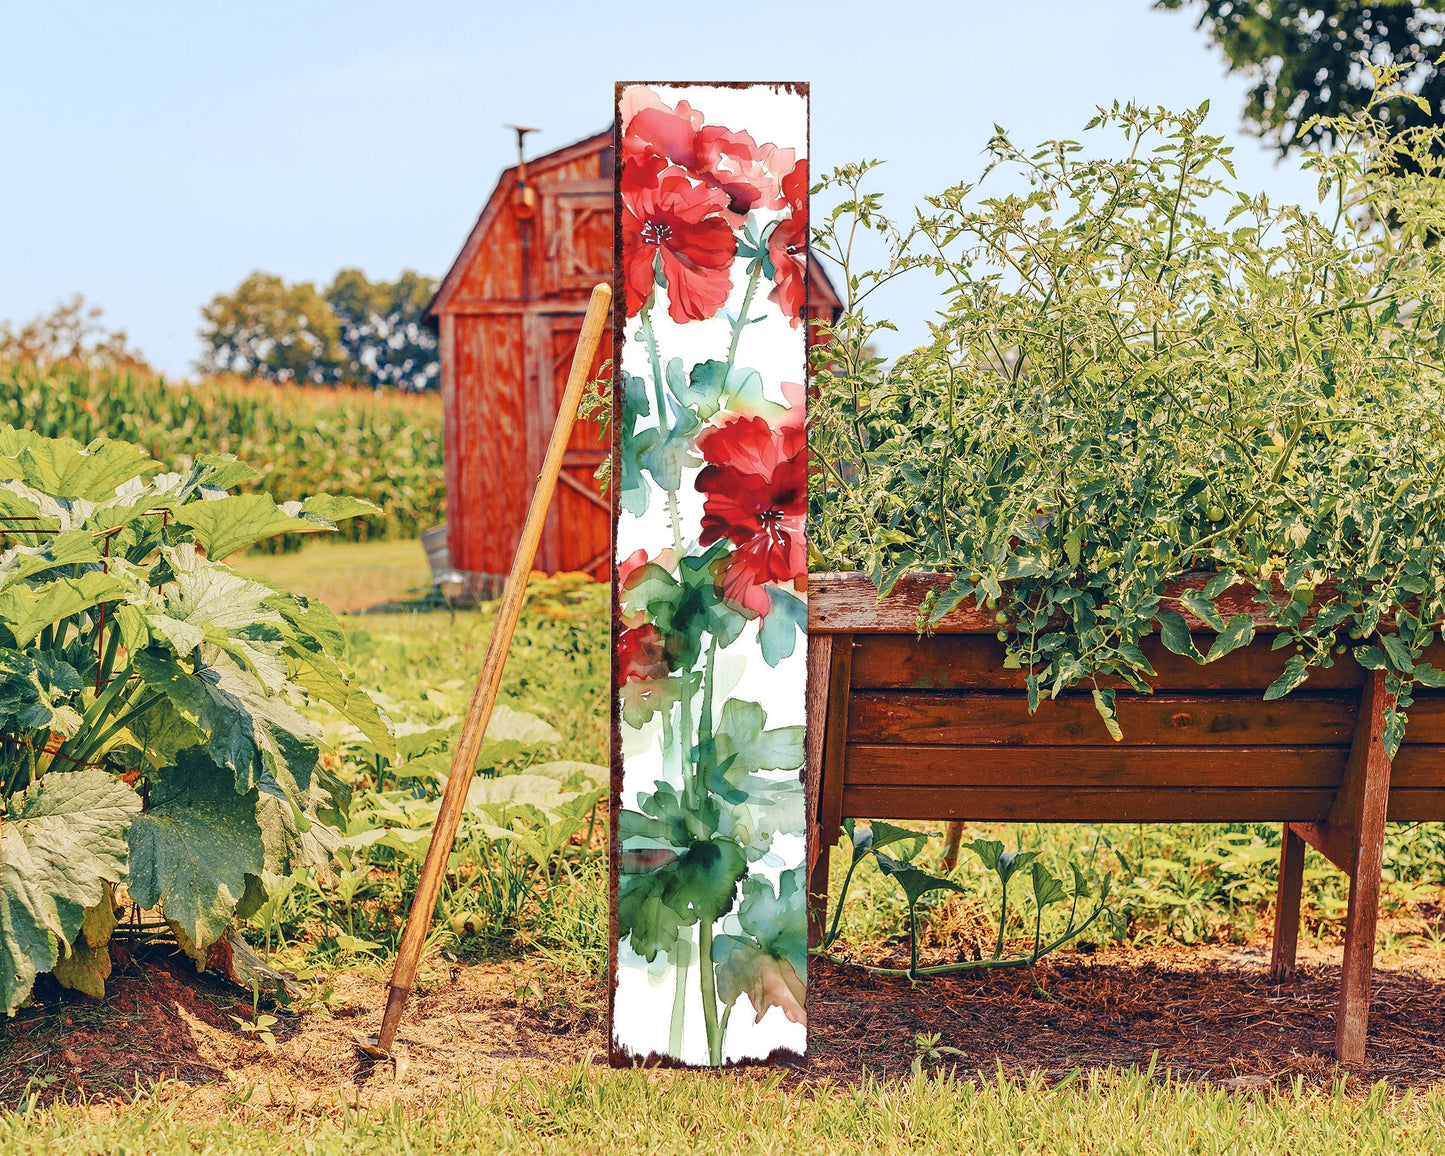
(805, 572, 1445, 1064)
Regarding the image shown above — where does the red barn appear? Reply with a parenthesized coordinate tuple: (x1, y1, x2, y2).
(426, 128, 840, 598)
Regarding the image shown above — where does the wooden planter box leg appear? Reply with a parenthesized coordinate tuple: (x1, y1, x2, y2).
(806, 634, 852, 949)
(1270, 824, 1306, 981)
(1335, 670, 1394, 1064)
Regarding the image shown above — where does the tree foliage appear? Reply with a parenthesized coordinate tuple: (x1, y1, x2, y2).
(0, 295, 149, 372)
(1159, 0, 1445, 152)
(198, 269, 438, 390)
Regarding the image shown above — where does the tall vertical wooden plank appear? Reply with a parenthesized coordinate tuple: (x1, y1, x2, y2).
(1269, 825, 1306, 980)
(1335, 669, 1394, 1062)
(610, 83, 810, 1067)
(805, 633, 834, 947)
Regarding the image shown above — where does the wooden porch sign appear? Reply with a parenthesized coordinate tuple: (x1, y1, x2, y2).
(609, 82, 810, 1066)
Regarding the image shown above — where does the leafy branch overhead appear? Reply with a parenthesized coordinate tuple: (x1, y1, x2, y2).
(0, 426, 389, 1012)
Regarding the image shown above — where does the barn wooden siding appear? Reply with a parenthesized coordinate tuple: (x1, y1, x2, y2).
(427, 129, 840, 596)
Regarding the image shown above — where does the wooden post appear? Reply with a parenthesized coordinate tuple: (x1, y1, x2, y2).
(805, 634, 833, 948)
(808, 633, 853, 947)
(370, 283, 612, 1056)
(1269, 824, 1307, 980)
(1335, 669, 1394, 1063)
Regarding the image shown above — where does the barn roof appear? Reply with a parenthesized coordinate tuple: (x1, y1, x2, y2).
(425, 125, 842, 323)
(426, 127, 612, 321)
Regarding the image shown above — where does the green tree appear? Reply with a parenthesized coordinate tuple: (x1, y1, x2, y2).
(197, 272, 344, 384)
(1158, 1, 1445, 152)
(0, 294, 149, 371)
(324, 268, 439, 391)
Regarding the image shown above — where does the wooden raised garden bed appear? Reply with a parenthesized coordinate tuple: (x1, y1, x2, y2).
(805, 571, 1445, 1063)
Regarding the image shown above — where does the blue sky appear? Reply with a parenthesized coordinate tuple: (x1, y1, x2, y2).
(2, 0, 1322, 377)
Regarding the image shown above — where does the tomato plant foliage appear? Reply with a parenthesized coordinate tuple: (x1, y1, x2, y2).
(0, 427, 390, 1012)
(810, 81, 1445, 752)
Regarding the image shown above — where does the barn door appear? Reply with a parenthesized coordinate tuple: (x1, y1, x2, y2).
(534, 311, 612, 577)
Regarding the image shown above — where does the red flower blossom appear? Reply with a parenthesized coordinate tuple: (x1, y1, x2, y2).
(768, 160, 808, 327)
(618, 623, 669, 684)
(695, 415, 807, 616)
(622, 166, 736, 322)
(622, 92, 794, 224)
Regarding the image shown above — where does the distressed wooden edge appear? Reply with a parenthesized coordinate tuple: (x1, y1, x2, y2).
(807, 570, 1411, 635)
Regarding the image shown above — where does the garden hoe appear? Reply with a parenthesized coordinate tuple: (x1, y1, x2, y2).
(359, 281, 611, 1060)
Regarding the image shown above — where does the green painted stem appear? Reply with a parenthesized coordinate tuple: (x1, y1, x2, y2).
(726, 262, 762, 372)
(669, 933, 690, 1057)
(699, 916, 721, 1066)
(642, 305, 668, 432)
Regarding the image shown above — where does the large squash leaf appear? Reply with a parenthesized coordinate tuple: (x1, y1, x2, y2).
(127, 750, 264, 961)
(171, 494, 314, 561)
(52, 882, 119, 999)
(0, 571, 128, 647)
(0, 431, 159, 501)
(0, 770, 141, 1014)
(132, 649, 319, 794)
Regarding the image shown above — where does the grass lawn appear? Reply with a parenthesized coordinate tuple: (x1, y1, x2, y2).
(7, 542, 1445, 1152)
(230, 536, 435, 613)
(4, 1065, 1444, 1155)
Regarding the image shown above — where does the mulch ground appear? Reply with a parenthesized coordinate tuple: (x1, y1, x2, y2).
(5, 936, 1445, 1115)
(806, 942, 1445, 1088)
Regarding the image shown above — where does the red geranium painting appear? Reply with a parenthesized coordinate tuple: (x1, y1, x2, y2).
(614, 83, 809, 1070)
(621, 166, 736, 323)
(622, 91, 795, 224)
(768, 160, 808, 327)
(695, 414, 807, 616)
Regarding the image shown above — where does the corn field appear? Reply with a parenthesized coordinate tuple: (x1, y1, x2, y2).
(0, 360, 444, 550)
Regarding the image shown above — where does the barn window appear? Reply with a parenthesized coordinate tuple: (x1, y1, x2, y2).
(599, 146, 615, 179)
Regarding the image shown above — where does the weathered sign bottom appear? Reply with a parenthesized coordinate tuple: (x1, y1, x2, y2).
(805, 572, 1445, 1063)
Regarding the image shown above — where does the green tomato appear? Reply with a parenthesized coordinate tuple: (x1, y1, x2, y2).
(1207, 506, 1225, 522)
(995, 610, 1009, 624)
(996, 630, 1009, 642)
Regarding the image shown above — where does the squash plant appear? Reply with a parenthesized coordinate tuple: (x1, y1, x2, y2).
(0, 426, 392, 1013)
(810, 76, 1445, 752)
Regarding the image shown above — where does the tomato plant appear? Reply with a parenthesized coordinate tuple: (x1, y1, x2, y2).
(810, 73, 1445, 751)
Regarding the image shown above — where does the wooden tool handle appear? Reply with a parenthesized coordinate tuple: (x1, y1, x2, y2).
(376, 282, 612, 1053)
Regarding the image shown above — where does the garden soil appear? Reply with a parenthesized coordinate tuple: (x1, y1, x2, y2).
(5, 936, 1445, 1118)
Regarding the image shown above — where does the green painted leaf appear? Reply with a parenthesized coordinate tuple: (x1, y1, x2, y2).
(617, 838, 748, 963)
(0, 770, 140, 1014)
(711, 934, 806, 1024)
(758, 587, 807, 667)
(712, 699, 805, 788)
(127, 750, 265, 961)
